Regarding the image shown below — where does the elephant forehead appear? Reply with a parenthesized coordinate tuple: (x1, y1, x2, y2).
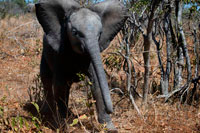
(85, 17, 102, 31)
(70, 8, 102, 32)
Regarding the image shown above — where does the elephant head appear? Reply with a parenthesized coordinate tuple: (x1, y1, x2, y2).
(35, 0, 127, 114)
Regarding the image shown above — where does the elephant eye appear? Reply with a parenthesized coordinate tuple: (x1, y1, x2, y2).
(98, 31, 102, 41)
(71, 28, 78, 36)
(71, 28, 84, 38)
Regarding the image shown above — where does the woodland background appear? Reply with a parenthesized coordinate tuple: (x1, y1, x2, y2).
(0, 0, 200, 132)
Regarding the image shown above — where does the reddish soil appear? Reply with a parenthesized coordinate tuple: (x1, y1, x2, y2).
(0, 15, 200, 132)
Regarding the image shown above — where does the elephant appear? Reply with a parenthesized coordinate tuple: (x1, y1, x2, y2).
(35, 0, 127, 131)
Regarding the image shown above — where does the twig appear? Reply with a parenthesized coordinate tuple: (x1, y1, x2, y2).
(156, 83, 187, 102)
(72, 98, 89, 133)
(6, 20, 35, 34)
(129, 90, 143, 118)
(121, 33, 143, 118)
(111, 88, 124, 95)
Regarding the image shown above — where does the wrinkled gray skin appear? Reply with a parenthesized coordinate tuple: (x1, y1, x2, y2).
(35, 0, 127, 131)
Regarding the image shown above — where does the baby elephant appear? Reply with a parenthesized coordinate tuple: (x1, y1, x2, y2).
(35, 0, 127, 131)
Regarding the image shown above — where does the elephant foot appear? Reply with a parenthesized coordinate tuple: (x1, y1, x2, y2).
(105, 121, 118, 133)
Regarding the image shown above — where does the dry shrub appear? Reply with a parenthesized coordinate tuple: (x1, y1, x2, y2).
(0, 14, 200, 132)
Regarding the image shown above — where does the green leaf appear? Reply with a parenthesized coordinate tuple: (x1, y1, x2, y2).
(70, 118, 79, 126)
(19, 117, 23, 128)
(14, 127, 18, 131)
(79, 114, 87, 120)
(31, 102, 40, 114)
(11, 117, 16, 129)
(25, 119, 30, 130)
(0, 106, 3, 116)
(32, 116, 40, 129)
(88, 81, 93, 85)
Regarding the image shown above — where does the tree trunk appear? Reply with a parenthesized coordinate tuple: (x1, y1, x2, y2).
(143, 36, 151, 103)
(177, 1, 191, 85)
(193, 26, 199, 78)
(142, 0, 161, 103)
(161, 1, 172, 96)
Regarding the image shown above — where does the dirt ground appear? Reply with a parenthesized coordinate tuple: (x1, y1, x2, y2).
(0, 15, 200, 133)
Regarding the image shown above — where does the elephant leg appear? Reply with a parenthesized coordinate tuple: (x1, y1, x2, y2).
(40, 55, 54, 113)
(53, 75, 71, 119)
(88, 64, 116, 130)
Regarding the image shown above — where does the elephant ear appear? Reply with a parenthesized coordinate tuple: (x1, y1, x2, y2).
(35, 0, 80, 52)
(90, 0, 128, 52)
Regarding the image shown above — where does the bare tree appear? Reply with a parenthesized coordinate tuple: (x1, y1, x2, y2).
(142, 0, 161, 104)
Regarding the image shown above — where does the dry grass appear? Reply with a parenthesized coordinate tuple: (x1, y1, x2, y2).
(0, 14, 200, 132)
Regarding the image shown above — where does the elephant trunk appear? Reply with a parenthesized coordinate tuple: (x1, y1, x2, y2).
(85, 39, 113, 114)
